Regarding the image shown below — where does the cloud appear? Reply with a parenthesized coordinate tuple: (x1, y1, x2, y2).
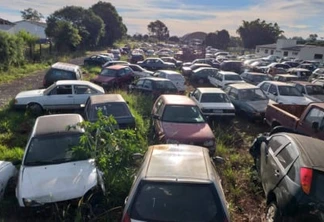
(0, 0, 323, 38)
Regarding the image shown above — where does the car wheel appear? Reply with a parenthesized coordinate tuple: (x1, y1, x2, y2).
(28, 103, 43, 116)
(266, 202, 282, 222)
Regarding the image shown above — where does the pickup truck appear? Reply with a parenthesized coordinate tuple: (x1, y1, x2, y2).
(265, 103, 324, 140)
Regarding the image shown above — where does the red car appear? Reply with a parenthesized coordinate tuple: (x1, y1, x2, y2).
(91, 65, 134, 90)
(151, 95, 216, 155)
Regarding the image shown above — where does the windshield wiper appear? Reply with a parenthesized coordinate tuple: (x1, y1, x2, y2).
(24, 160, 53, 166)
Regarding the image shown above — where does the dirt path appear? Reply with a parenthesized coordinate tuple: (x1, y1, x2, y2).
(0, 54, 101, 108)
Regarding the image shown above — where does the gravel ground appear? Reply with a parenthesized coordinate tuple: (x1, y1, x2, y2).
(0, 56, 96, 108)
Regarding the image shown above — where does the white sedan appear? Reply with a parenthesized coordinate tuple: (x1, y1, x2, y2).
(128, 64, 153, 78)
(0, 161, 17, 200)
(14, 80, 105, 114)
(208, 71, 245, 88)
(190, 87, 235, 118)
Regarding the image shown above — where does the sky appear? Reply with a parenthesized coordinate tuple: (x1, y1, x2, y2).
(0, 0, 324, 39)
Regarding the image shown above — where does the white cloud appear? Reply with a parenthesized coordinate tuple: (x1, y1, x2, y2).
(0, 0, 323, 38)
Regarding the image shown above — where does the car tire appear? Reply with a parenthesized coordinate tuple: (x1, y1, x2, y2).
(266, 202, 282, 222)
(28, 103, 43, 116)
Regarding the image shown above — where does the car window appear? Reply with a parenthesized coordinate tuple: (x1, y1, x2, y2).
(238, 88, 268, 101)
(201, 93, 230, 103)
(224, 75, 242, 81)
(223, 86, 231, 94)
(143, 80, 153, 90)
(155, 81, 177, 90)
(276, 143, 298, 169)
(278, 86, 303, 96)
(268, 135, 290, 153)
(287, 159, 299, 182)
(162, 105, 205, 123)
(295, 84, 305, 93)
(91, 102, 130, 120)
(136, 79, 144, 87)
(304, 108, 324, 130)
(119, 69, 126, 77)
(74, 85, 96, 94)
(228, 88, 238, 100)
(260, 82, 270, 92)
(154, 98, 164, 116)
(131, 66, 140, 72)
(306, 85, 324, 95)
(46, 68, 76, 82)
(130, 182, 227, 222)
(50, 85, 72, 95)
(268, 84, 278, 95)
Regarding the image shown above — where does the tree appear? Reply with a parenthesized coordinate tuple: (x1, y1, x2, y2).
(20, 8, 44, 21)
(46, 6, 104, 49)
(168, 36, 180, 43)
(205, 32, 218, 48)
(228, 36, 243, 48)
(91, 1, 127, 46)
(205, 30, 230, 50)
(308, 34, 318, 42)
(147, 20, 169, 41)
(292, 36, 306, 44)
(236, 19, 284, 49)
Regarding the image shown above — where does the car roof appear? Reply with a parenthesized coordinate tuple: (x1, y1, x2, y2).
(138, 77, 170, 81)
(107, 64, 128, 70)
(291, 81, 317, 86)
(159, 95, 196, 105)
(193, 67, 218, 72)
(261, 81, 293, 86)
(88, 94, 126, 105)
(228, 82, 258, 89)
(244, 72, 268, 76)
(288, 68, 310, 72)
(54, 80, 104, 92)
(275, 74, 298, 77)
(51, 62, 79, 71)
(197, 87, 225, 93)
(283, 133, 324, 169)
(157, 70, 181, 75)
(33, 114, 84, 136)
(219, 71, 239, 75)
(144, 144, 213, 181)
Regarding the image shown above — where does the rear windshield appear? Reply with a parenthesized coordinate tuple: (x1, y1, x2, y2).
(154, 81, 177, 90)
(91, 102, 130, 120)
(46, 68, 76, 81)
(168, 74, 185, 81)
(311, 170, 324, 202)
(224, 74, 242, 81)
(100, 68, 118, 77)
(130, 182, 227, 222)
(201, 93, 230, 103)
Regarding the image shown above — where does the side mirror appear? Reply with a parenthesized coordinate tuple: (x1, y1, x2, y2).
(152, 114, 160, 120)
(12, 159, 22, 166)
(312, 121, 319, 131)
(212, 156, 225, 165)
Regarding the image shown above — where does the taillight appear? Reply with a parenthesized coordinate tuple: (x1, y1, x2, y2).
(300, 167, 313, 194)
(122, 213, 131, 222)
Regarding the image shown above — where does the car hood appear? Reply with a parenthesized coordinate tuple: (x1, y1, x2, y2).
(245, 100, 269, 112)
(16, 89, 45, 98)
(92, 75, 115, 83)
(19, 159, 98, 204)
(199, 102, 234, 109)
(161, 122, 214, 140)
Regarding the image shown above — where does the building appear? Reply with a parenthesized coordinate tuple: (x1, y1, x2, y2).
(255, 39, 324, 62)
(0, 19, 47, 40)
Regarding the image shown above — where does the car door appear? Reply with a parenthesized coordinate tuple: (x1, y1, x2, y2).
(267, 84, 278, 101)
(190, 89, 201, 106)
(260, 135, 290, 195)
(73, 84, 98, 109)
(133, 79, 144, 93)
(142, 80, 153, 95)
(297, 107, 324, 139)
(43, 84, 74, 110)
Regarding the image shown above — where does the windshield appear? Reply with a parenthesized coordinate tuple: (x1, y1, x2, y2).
(46, 68, 75, 82)
(155, 81, 177, 90)
(224, 75, 242, 81)
(162, 105, 205, 123)
(130, 182, 227, 222)
(201, 93, 230, 103)
(100, 68, 118, 77)
(306, 85, 324, 95)
(239, 88, 268, 101)
(168, 74, 185, 81)
(278, 86, 303, 96)
(253, 75, 271, 82)
(91, 102, 130, 120)
(24, 133, 86, 166)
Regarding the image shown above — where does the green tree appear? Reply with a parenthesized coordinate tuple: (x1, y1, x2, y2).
(205, 30, 230, 50)
(20, 8, 44, 21)
(308, 34, 318, 42)
(236, 19, 284, 49)
(147, 20, 169, 41)
(168, 35, 180, 43)
(228, 36, 243, 48)
(205, 32, 218, 48)
(91, 1, 127, 46)
(0, 32, 25, 69)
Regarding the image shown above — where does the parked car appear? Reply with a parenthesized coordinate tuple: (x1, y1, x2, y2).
(151, 95, 216, 154)
(240, 72, 272, 85)
(190, 87, 235, 119)
(182, 58, 213, 67)
(111, 49, 121, 60)
(83, 55, 111, 67)
(128, 77, 178, 99)
(265, 63, 291, 74)
(153, 70, 186, 93)
(250, 132, 324, 221)
(160, 56, 183, 68)
(122, 144, 230, 222)
(91, 65, 134, 90)
(14, 80, 105, 114)
(265, 103, 324, 140)
(312, 78, 324, 88)
(310, 68, 324, 81)
(102, 60, 129, 68)
(128, 64, 153, 78)
(258, 81, 313, 105)
(0, 161, 17, 200)
(16, 114, 105, 207)
(223, 83, 270, 120)
(297, 63, 317, 72)
(219, 60, 242, 73)
(273, 74, 299, 82)
(128, 53, 145, 64)
(43, 62, 82, 88)
(190, 67, 219, 85)
(182, 63, 212, 76)
(287, 68, 312, 81)
(281, 61, 300, 68)
(84, 94, 135, 129)
(292, 81, 324, 102)
(208, 71, 245, 88)
(137, 58, 176, 71)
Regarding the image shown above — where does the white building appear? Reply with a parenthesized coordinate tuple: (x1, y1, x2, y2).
(255, 39, 324, 62)
(0, 19, 47, 40)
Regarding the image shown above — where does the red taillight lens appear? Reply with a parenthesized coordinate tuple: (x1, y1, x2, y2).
(122, 213, 131, 222)
(300, 167, 313, 194)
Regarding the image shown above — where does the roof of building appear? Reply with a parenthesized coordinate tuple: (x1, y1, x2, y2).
(0, 18, 14, 25)
(160, 94, 196, 105)
(88, 94, 125, 105)
(14, 20, 47, 28)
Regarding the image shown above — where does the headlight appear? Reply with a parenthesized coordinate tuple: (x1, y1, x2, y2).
(204, 140, 214, 146)
(166, 139, 179, 144)
(23, 198, 42, 207)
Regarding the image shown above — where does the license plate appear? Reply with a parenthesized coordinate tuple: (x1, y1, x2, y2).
(213, 110, 223, 113)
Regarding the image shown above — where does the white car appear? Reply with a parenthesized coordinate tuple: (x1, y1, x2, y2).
(190, 87, 235, 118)
(258, 81, 313, 105)
(153, 70, 186, 93)
(16, 114, 104, 207)
(14, 80, 105, 114)
(293, 82, 324, 102)
(128, 64, 153, 78)
(0, 161, 17, 200)
(208, 71, 245, 88)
